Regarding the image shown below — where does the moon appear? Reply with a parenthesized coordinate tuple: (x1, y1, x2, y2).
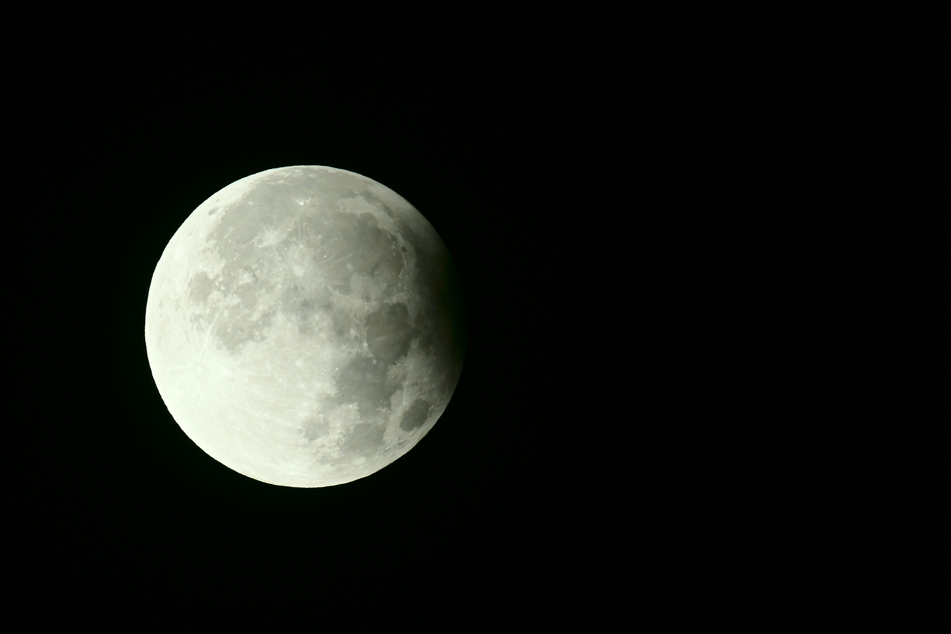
(145, 166, 466, 487)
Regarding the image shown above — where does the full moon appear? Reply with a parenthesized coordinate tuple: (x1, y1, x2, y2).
(145, 166, 466, 487)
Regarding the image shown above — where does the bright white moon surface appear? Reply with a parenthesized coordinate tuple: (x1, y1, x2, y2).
(145, 166, 465, 487)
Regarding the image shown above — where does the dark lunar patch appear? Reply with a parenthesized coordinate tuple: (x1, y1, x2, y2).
(333, 355, 396, 410)
(187, 272, 214, 305)
(312, 284, 332, 307)
(360, 189, 398, 219)
(358, 212, 378, 228)
(339, 422, 385, 457)
(276, 285, 318, 329)
(330, 310, 351, 339)
(307, 210, 403, 295)
(366, 302, 415, 362)
(400, 399, 432, 431)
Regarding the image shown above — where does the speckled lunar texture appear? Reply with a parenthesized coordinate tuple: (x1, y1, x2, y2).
(145, 166, 465, 487)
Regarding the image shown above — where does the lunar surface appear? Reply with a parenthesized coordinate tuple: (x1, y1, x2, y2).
(145, 166, 465, 487)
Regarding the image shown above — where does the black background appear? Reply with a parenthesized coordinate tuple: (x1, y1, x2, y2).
(14, 5, 942, 628)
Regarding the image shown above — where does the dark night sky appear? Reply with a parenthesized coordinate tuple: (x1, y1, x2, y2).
(16, 5, 940, 627)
